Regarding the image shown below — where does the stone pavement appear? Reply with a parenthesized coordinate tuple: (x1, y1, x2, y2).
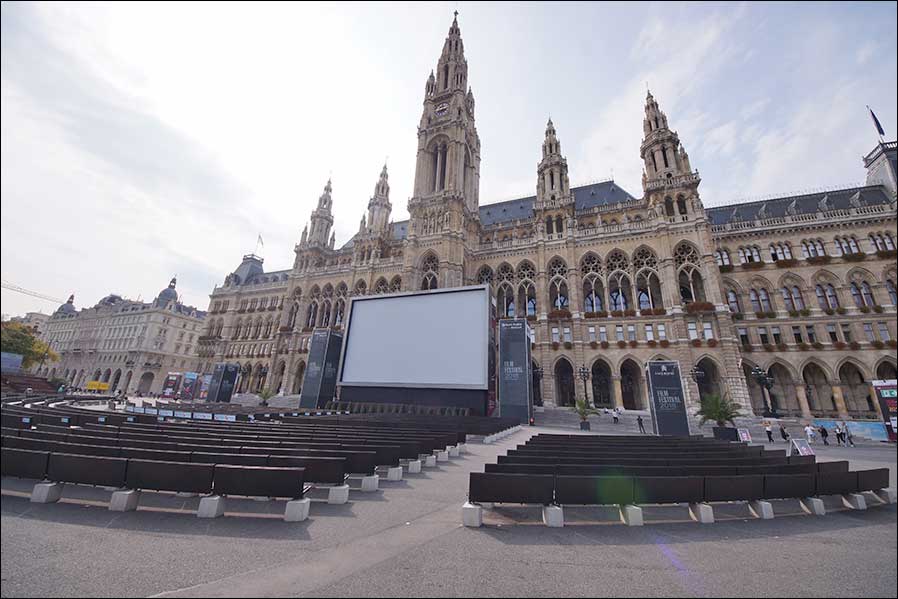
(1, 426, 895, 598)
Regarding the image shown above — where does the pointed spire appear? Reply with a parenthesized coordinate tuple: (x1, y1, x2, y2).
(168, 276, 177, 289)
(67, 294, 74, 303)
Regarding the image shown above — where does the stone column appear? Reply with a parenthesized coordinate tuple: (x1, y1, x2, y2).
(793, 382, 812, 420)
(612, 375, 624, 409)
(868, 383, 885, 421)
(831, 385, 850, 419)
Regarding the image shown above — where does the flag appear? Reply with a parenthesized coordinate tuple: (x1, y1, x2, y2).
(868, 105, 885, 137)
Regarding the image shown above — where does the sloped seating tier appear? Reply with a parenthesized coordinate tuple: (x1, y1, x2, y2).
(1, 447, 308, 499)
(469, 434, 892, 507)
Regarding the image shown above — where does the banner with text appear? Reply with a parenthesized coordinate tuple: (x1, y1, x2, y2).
(646, 360, 691, 437)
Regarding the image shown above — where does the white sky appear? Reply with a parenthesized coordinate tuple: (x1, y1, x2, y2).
(2, 1, 896, 317)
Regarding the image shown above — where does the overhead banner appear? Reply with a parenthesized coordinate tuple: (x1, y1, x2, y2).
(645, 360, 690, 437)
(208, 363, 238, 403)
(498, 318, 532, 424)
(180, 372, 199, 400)
(873, 379, 897, 443)
(300, 329, 343, 409)
(198, 374, 213, 400)
(161, 373, 182, 399)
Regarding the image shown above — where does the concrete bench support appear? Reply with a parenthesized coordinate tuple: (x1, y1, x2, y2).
(620, 504, 643, 526)
(749, 500, 774, 520)
(800, 497, 825, 516)
(436, 450, 449, 462)
(384, 466, 403, 482)
(458, 443, 467, 454)
(872, 488, 896, 505)
(175, 492, 198, 498)
(359, 474, 379, 492)
(688, 502, 714, 524)
(449, 445, 460, 458)
(327, 485, 350, 505)
(842, 493, 867, 511)
(109, 489, 140, 512)
(30, 482, 63, 504)
(284, 498, 311, 522)
(462, 502, 483, 527)
(197, 495, 226, 519)
(542, 505, 564, 527)
(404, 460, 422, 474)
(423, 455, 437, 468)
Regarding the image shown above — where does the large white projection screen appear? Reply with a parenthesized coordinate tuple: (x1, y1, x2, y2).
(339, 287, 489, 389)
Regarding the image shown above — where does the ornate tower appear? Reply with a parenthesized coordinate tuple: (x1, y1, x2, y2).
(533, 118, 575, 240)
(406, 13, 481, 289)
(305, 179, 335, 248)
(367, 164, 392, 234)
(639, 91, 702, 219)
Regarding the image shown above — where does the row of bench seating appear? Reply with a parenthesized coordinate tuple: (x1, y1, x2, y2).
(462, 433, 894, 527)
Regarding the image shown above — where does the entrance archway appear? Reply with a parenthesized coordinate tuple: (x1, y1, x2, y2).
(272, 361, 286, 393)
(839, 363, 873, 415)
(876, 361, 897, 380)
(532, 361, 543, 406)
(802, 363, 834, 414)
(591, 360, 613, 407)
(554, 358, 575, 407)
(292, 361, 306, 395)
(110, 369, 122, 392)
(768, 363, 799, 415)
(137, 372, 154, 395)
(122, 371, 133, 394)
(620, 359, 645, 410)
(695, 357, 724, 403)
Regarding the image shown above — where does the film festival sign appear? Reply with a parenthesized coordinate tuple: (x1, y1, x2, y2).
(300, 329, 343, 409)
(497, 318, 532, 424)
(646, 360, 690, 437)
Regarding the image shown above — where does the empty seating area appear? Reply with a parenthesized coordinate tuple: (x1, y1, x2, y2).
(463, 434, 894, 528)
(1, 374, 58, 395)
(0, 395, 519, 522)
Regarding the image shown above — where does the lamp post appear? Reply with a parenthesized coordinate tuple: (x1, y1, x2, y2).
(751, 366, 777, 417)
(578, 365, 591, 406)
(533, 366, 544, 407)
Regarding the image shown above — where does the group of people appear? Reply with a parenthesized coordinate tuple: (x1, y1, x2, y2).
(764, 421, 855, 447)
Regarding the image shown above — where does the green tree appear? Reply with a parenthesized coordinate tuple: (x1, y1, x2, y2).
(0, 322, 58, 369)
(696, 393, 744, 428)
(570, 397, 599, 422)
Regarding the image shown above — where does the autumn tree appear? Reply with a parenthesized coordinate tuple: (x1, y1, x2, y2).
(0, 322, 58, 369)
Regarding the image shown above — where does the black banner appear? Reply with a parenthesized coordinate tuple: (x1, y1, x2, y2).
(300, 329, 343, 409)
(646, 361, 690, 437)
(498, 319, 532, 424)
(208, 363, 238, 403)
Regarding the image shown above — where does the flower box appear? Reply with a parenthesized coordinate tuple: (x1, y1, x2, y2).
(797, 342, 810, 351)
(718, 264, 734, 273)
(875, 249, 897, 259)
(691, 339, 703, 347)
(775, 259, 799, 268)
(788, 310, 800, 318)
(659, 339, 670, 348)
(806, 255, 831, 265)
(685, 301, 715, 314)
(755, 311, 768, 319)
(742, 261, 766, 269)
(610, 310, 624, 317)
(646, 340, 657, 348)
(549, 309, 572, 320)
(812, 342, 824, 350)
(617, 340, 627, 349)
(843, 252, 866, 262)
(552, 342, 560, 350)
(707, 338, 718, 347)
(823, 308, 835, 316)
(872, 340, 885, 349)
(872, 305, 884, 313)
(859, 306, 871, 314)
(584, 311, 601, 319)
(833, 341, 846, 350)
(600, 341, 610, 349)
(733, 312, 744, 320)
(765, 311, 777, 319)
(800, 308, 811, 316)
(526, 314, 537, 322)
(589, 341, 599, 349)
(624, 309, 637, 317)
(849, 341, 861, 351)
(887, 340, 897, 349)
(763, 344, 775, 352)
(652, 307, 667, 315)
(628, 340, 638, 348)
(563, 341, 573, 349)
(776, 342, 788, 351)
(835, 307, 847, 315)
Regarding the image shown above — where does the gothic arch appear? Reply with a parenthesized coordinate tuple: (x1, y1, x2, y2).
(776, 272, 808, 289)
(875, 358, 898, 380)
(834, 356, 872, 381)
(797, 357, 835, 381)
(418, 250, 440, 269)
(553, 356, 575, 407)
(476, 265, 494, 286)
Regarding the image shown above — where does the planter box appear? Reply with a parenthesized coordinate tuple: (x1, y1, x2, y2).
(712, 427, 739, 441)
(579, 421, 591, 431)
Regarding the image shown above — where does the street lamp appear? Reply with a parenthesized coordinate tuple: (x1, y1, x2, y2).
(689, 366, 705, 384)
(578, 365, 591, 406)
(750, 366, 777, 417)
(533, 365, 544, 407)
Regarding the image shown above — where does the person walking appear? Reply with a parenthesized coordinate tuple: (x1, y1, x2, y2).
(612, 408, 620, 424)
(845, 424, 855, 447)
(804, 423, 816, 444)
(764, 422, 775, 443)
(819, 425, 829, 446)
(779, 424, 790, 442)
(636, 415, 646, 434)
(834, 423, 844, 446)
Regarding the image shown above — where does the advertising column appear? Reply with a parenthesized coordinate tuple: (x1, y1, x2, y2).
(646, 360, 691, 437)
(498, 318, 533, 424)
(872, 379, 897, 443)
(300, 329, 343, 409)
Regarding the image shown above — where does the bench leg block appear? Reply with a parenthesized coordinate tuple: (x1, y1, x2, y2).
(873, 488, 896, 505)
(749, 500, 774, 520)
(842, 493, 867, 511)
(405, 460, 422, 474)
(462, 502, 483, 527)
(542, 505, 564, 528)
(109, 489, 140, 512)
(284, 498, 311, 522)
(30, 482, 63, 504)
(198, 495, 226, 519)
(458, 443, 467, 454)
(327, 485, 350, 505)
(360, 474, 379, 492)
(424, 455, 437, 468)
(436, 450, 449, 462)
(448, 445, 460, 458)
(800, 497, 825, 516)
(176, 492, 198, 498)
(385, 466, 403, 482)
(620, 504, 643, 526)
(688, 502, 714, 524)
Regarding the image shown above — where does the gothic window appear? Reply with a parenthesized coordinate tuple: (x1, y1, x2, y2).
(885, 279, 897, 306)
(497, 263, 514, 282)
(781, 286, 805, 311)
(374, 278, 389, 294)
(664, 197, 674, 217)
(321, 300, 332, 327)
(477, 266, 494, 286)
(861, 281, 876, 306)
(498, 283, 515, 317)
(662, 146, 670, 168)
(232, 319, 242, 340)
(726, 289, 742, 313)
(555, 215, 563, 234)
(676, 196, 688, 215)
(389, 276, 402, 292)
(354, 280, 367, 296)
(548, 258, 569, 310)
(816, 284, 840, 310)
(750, 288, 773, 313)
(421, 254, 439, 290)
(714, 249, 731, 266)
(545, 217, 554, 235)
(583, 274, 604, 313)
(606, 249, 629, 272)
(305, 302, 318, 329)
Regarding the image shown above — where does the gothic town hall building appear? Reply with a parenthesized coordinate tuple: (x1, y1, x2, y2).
(197, 16, 898, 422)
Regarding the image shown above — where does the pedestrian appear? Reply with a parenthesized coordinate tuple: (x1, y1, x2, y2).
(612, 408, 619, 424)
(845, 425, 855, 447)
(637, 415, 646, 434)
(834, 423, 843, 446)
(779, 424, 790, 442)
(819, 425, 829, 446)
(764, 422, 775, 443)
(804, 423, 816, 444)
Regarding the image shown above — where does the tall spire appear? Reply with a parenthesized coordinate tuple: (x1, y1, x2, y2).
(367, 164, 392, 234)
(536, 118, 571, 206)
(307, 178, 335, 247)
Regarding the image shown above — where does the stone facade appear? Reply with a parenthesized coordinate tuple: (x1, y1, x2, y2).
(37, 278, 206, 395)
(198, 16, 898, 420)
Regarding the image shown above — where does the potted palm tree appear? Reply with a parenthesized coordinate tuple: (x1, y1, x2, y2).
(258, 387, 275, 407)
(571, 398, 599, 431)
(697, 392, 744, 441)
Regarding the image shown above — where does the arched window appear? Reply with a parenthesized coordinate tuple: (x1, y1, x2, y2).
(726, 289, 741, 313)
(781, 286, 804, 311)
(886, 279, 897, 306)
(676, 196, 688, 215)
(714, 249, 731, 266)
(548, 258, 569, 310)
(583, 274, 604, 312)
(389, 276, 402, 292)
(477, 266, 493, 286)
(497, 283, 515, 317)
(664, 197, 675, 217)
(850, 283, 864, 307)
(305, 302, 318, 328)
(848, 236, 860, 254)
(421, 254, 439, 290)
(815, 284, 839, 310)
(738, 248, 747, 264)
(545, 217, 554, 235)
(759, 288, 773, 312)
(861, 281, 876, 306)
(555, 215, 563, 234)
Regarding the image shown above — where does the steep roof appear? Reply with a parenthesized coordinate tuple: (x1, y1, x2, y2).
(706, 185, 893, 226)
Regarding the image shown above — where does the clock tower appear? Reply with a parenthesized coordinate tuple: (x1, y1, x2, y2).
(406, 14, 481, 290)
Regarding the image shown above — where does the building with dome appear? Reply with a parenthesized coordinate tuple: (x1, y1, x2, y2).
(198, 16, 897, 421)
(36, 277, 206, 395)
